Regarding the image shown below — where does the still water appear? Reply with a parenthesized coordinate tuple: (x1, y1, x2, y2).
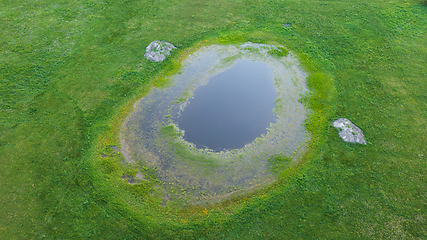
(176, 59, 277, 151)
(121, 43, 309, 206)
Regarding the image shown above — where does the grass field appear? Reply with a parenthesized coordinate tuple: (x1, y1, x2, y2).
(1, 0, 427, 238)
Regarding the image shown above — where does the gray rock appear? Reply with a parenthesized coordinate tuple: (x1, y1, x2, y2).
(332, 118, 366, 145)
(282, 23, 292, 28)
(144, 40, 176, 62)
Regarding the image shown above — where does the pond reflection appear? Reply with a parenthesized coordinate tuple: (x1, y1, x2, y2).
(176, 59, 277, 151)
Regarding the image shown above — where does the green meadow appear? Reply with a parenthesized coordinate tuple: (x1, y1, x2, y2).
(1, 0, 426, 238)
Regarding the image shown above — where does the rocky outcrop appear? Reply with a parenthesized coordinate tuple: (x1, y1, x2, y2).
(332, 118, 366, 145)
(144, 40, 176, 62)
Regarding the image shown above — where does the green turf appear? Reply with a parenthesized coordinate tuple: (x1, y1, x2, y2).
(1, 0, 427, 238)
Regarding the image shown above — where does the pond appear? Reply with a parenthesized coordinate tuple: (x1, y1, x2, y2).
(121, 42, 309, 206)
(176, 59, 277, 151)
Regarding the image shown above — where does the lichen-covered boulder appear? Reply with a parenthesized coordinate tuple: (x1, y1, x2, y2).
(144, 40, 176, 62)
(332, 118, 367, 145)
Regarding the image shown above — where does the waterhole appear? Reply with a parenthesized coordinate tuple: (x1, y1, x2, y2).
(121, 43, 309, 206)
(176, 59, 277, 151)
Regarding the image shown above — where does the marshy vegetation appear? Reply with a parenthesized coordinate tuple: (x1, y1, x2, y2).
(1, 0, 427, 238)
(121, 43, 308, 207)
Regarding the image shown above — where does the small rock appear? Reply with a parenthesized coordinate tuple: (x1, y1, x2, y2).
(144, 40, 176, 62)
(135, 171, 144, 180)
(332, 118, 366, 145)
(282, 23, 292, 28)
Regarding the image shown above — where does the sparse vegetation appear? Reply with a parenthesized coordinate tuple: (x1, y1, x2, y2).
(267, 46, 289, 57)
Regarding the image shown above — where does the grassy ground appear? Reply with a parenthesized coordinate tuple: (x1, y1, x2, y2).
(1, 0, 426, 238)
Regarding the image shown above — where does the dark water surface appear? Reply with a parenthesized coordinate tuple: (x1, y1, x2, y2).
(176, 59, 278, 151)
